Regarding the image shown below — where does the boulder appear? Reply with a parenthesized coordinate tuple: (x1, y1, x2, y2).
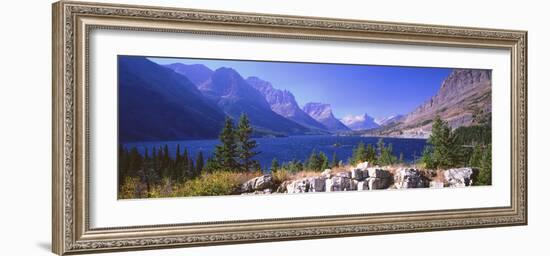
(394, 168, 427, 189)
(366, 177, 391, 190)
(325, 178, 333, 192)
(321, 169, 332, 179)
(241, 174, 274, 193)
(350, 168, 364, 180)
(329, 176, 353, 191)
(276, 180, 291, 193)
(367, 168, 391, 179)
(335, 171, 351, 178)
(285, 177, 326, 193)
(356, 161, 369, 171)
(309, 177, 326, 192)
(357, 181, 369, 191)
(444, 168, 474, 187)
(429, 181, 445, 188)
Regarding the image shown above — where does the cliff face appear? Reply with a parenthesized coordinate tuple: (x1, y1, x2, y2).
(378, 69, 492, 137)
(303, 103, 351, 132)
(246, 77, 328, 131)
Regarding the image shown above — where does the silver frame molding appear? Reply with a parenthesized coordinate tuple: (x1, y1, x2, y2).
(52, 1, 527, 255)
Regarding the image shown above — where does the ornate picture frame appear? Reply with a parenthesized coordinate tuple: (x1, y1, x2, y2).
(52, 1, 527, 255)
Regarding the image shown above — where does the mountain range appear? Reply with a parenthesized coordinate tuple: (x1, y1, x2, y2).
(119, 57, 491, 141)
(340, 113, 380, 131)
(369, 69, 492, 138)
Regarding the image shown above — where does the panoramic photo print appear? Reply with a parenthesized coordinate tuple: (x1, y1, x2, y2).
(117, 55, 492, 199)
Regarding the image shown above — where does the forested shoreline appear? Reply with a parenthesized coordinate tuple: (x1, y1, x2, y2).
(118, 115, 491, 199)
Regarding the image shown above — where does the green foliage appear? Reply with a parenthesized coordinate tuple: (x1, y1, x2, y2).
(351, 142, 367, 165)
(365, 144, 377, 164)
(283, 159, 304, 173)
(307, 149, 322, 171)
(271, 158, 280, 172)
(427, 116, 459, 169)
(195, 151, 204, 175)
(476, 144, 492, 185)
(214, 117, 240, 171)
(176, 172, 260, 197)
(331, 152, 338, 167)
(237, 114, 260, 172)
(319, 151, 329, 171)
(468, 144, 483, 168)
(454, 125, 492, 146)
(421, 145, 435, 169)
(377, 138, 397, 166)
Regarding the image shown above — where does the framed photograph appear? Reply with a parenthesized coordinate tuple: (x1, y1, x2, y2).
(52, 1, 527, 255)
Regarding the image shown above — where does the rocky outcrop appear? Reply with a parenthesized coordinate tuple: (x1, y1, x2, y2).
(239, 164, 479, 195)
(394, 168, 428, 189)
(240, 175, 275, 193)
(444, 168, 474, 187)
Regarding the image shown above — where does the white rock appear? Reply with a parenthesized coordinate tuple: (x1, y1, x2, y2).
(366, 177, 391, 190)
(394, 168, 426, 189)
(367, 168, 391, 178)
(357, 181, 368, 191)
(325, 178, 333, 192)
(444, 168, 474, 187)
(308, 177, 326, 192)
(321, 169, 332, 179)
(329, 176, 352, 191)
(241, 175, 274, 192)
(356, 161, 369, 171)
(429, 181, 445, 188)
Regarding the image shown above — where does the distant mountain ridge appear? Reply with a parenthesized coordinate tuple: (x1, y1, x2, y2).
(198, 67, 313, 136)
(164, 63, 213, 86)
(246, 76, 328, 132)
(374, 114, 404, 126)
(340, 113, 379, 131)
(302, 103, 351, 132)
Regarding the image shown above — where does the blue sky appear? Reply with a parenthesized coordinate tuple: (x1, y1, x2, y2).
(149, 57, 453, 119)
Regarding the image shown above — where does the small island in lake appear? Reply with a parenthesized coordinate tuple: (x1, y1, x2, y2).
(118, 55, 492, 199)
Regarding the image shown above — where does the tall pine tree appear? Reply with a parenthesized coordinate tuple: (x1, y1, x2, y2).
(195, 151, 204, 176)
(237, 114, 260, 172)
(214, 117, 239, 171)
(428, 116, 459, 169)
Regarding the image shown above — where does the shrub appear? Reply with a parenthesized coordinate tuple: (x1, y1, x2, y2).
(175, 171, 261, 197)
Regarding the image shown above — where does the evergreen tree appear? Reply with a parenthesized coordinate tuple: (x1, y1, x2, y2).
(366, 144, 377, 164)
(377, 139, 397, 166)
(428, 116, 459, 169)
(181, 148, 190, 178)
(203, 156, 219, 173)
(421, 146, 435, 169)
(237, 114, 260, 172)
(307, 149, 322, 171)
(468, 143, 483, 168)
(476, 144, 492, 185)
(319, 151, 329, 171)
(214, 117, 239, 171)
(271, 158, 280, 172)
(331, 152, 338, 167)
(118, 145, 129, 191)
(195, 151, 205, 175)
(351, 142, 367, 165)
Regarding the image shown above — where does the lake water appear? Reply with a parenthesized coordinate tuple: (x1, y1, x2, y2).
(123, 135, 427, 169)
